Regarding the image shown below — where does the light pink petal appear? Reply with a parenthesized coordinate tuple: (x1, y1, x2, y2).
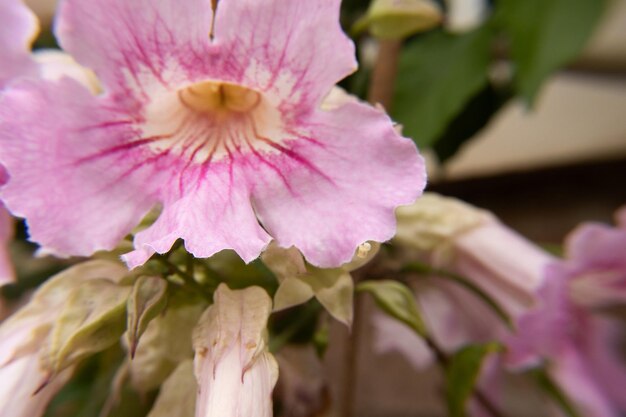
(0, 0, 38, 86)
(551, 347, 618, 417)
(125, 162, 271, 268)
(371, 312, 433, 370)
(453, 221, 552, 317)
(505, 267, 571, 369)
(584, 318, 626, 413)
(213, 0, 356, 109)
(566, 223, 626, 271)
(55, 0, 214, 100)
(250, 102, 426, 267)
(0, 354, 73, 417)
(0, 78, 162, 256)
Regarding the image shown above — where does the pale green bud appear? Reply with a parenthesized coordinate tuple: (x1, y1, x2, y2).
(127, 298, 205, 392)
(126, 276, 168, 358)
(39, 278, 131, 377)
(0, 260, 129, 367)
(394, 192, 492, 259)
(359, 0, 443, 39)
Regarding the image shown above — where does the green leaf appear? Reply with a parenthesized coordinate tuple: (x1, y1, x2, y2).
(357, 280, 427, 337)
(498, 0, 608, 104)
(126, 276, 168, 358)
(446, 343, 502, 417)
(392, 25, 493, 149)
(529, 368, 584, 417)
(433, 84, 510, 162)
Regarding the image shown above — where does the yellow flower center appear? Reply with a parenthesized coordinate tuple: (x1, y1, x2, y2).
(141, 81, 287, 164)
(178, 81, 261, 115)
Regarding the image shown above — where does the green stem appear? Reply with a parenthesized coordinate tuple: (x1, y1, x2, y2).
(268, 302, 321, 353)
(423, 334, 506, 417)
(194, 259, 224, 286)
(155, 256, 213, 302)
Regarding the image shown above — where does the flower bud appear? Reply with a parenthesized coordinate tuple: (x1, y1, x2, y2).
(193, 284, 278, 417)
(444, 0, 488, 33)
(127, 300, 205, 393)
(0, 260, 129, 367)
(394, 193, 552, 316)
(365, 0, 442, 39)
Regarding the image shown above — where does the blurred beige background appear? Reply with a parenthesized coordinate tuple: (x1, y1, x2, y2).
(435, 0, 626, 180)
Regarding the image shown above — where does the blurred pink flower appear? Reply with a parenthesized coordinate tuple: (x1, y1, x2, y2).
(507, 212, 626, 417)
(375, 194, 553, 367)
(0, 0, 425, 268)
(0, 0, 40, 285)
(377, 199, 626, 416)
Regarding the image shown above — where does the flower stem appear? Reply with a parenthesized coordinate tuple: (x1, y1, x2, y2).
(367, 39, 403, 109)
(155, 256, 213, 302)
(424, 335, 506, 417)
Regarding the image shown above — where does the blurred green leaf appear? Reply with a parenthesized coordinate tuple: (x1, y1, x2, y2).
(269, 300, 322, 353)
(433, 83, 510, 162)
(497, 0, 608, 104)
(203, 250, 279, 294)
(446, 343, 502, 417)
(42, 279, 130, 376)
(392, 25, 493, 149)
(357, 280, 427, 337)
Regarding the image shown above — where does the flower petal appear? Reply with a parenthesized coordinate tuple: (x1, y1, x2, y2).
(55, 0, 214, 98)
(0, 354, 72, 417)
(0, 78, 162, 256)
(125, 162, 271, 267)
(566, 222, 626, 271)
(251, 102, 426, 267)
(0, 0, 38, 86)
(213, 0, 356, 108)
(551, 347, 617, 417)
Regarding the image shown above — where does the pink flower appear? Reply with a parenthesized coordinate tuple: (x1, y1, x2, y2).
(507, 213, 626, 417)
(375, 194, 553, 368)
(0, 0, 38, 87)
(0, 0, 425, 268)
(0, 0, 41, 285)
